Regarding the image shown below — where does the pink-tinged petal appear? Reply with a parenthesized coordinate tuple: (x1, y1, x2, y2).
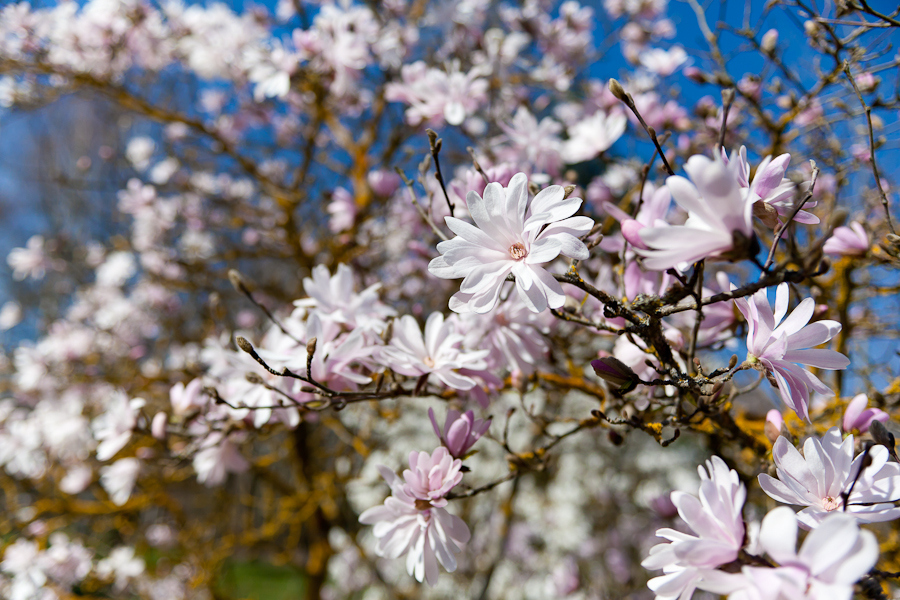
(842, 394, 867, 432)
(638, 227, 731, 270)
(759, 506, 798, 565)
(774, 362, 814, 420)
(602, 200, 632, 222)
(541, 215, 594, 235)
(504, 173, 529, 232)
(785, 321, 841, 350)
(621, 219, 648, 249)
(774, 283, 789, 325)
(773, 298, 815, 337)
(771, 436, 821, 499)
(434, 369, 477, 390)
(683, 155, 749, 235)
(799, 514, 860, 576)
(781, 348, 849, 370)
(758, 473, 805, 505)
(790, 210, 820, 225)
(759, 506, 798, 563)
(830, 528, 879, 584)
(753, 154, 790, 198)
(665, 174, 711, 223)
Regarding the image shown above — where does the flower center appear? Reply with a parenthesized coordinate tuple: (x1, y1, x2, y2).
(414, 499, 433, 511)
(423, 356, 435, 368)
(509, 242, 527, 260)
(822, 496, 842, 511)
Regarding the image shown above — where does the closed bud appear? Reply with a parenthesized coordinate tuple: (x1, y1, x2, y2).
(764, 409, 783, 443)
(306, 337, 317, 357)
(761, 29, 778, 55)
(228, 269, 246, 292)
(608, 78, 629, 103)
(151, 412, 168, 440)
(591, 356, 638, 393)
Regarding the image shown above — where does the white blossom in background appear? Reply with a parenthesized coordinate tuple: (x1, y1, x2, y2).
(96, 546, 145, 591)
(192, 432, 249, 486)
(92, 391, 145, 461)
(100, 457, 140, 506)
(429, 173, 593, 313)
(380, 312, 489, 390)
(823, 222, 869, 257)
(561, 109, 628, 163)
(7, 235, 52, 281)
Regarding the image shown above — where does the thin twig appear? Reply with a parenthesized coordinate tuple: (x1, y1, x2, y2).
(762, 164, 820, 272)
(843, 61, 896, 234)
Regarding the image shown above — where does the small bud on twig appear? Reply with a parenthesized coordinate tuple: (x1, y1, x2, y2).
(608, 78, 630, 103)
(236, 336, 254, 354)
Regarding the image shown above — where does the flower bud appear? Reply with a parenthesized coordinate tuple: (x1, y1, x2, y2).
(761, 29, 778, 55)
(591, 356, 638, 393)
(151, 412, 168, 440)
(764, 409, 783, 443)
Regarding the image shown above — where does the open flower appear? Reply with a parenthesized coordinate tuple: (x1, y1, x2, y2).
(380, 312, 489, 391)
(735, 283, 849, 421)
(359, 448, 470, 586)
(642, 456, 746, 599)
(823, 222, 868, 257)
(758, 427, 900, 528)
(636, 155, 755, 271)
(428, 172, 593, 314)
(725, 146, 817, 227)
(733, 507, 878, 600)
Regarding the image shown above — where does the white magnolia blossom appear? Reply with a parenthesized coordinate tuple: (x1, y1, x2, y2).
(727, 508, 878, 600)
(759, 427, 900, 527)
(380, 312, 489, 390)
(637, 155, 754, 270)
(429, 172, 594, 313)
(561, 110, 627, 163)
(100, 457, 140, 506)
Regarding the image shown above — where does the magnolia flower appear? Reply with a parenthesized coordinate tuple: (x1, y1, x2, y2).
(725, 146, 817, 226)
(96, 546, 145, 591)
(841, 393, 888, 433)
(730, 507, 878, 600)
(92, 392, 145, 461)
(637, 155, 755, 271)
(759, 427, 900, 527)
(359, 449, 470, 586)
(428, 172, 593, 313)
(100, 458, 141, 506)
(293, 263, 396, 332)
(822, 222, 868, 257)
(638, 46, 688, 76)
(735, 283, 848, 421)
(561, 110, 627, 164)
(428, 408, 491, 458)
(642, 456, 746, 599)
(380, 313, 489, 391)
(193, 432, 249, 487)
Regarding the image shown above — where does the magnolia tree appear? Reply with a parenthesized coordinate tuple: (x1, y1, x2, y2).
(1, 0, 900, 598)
